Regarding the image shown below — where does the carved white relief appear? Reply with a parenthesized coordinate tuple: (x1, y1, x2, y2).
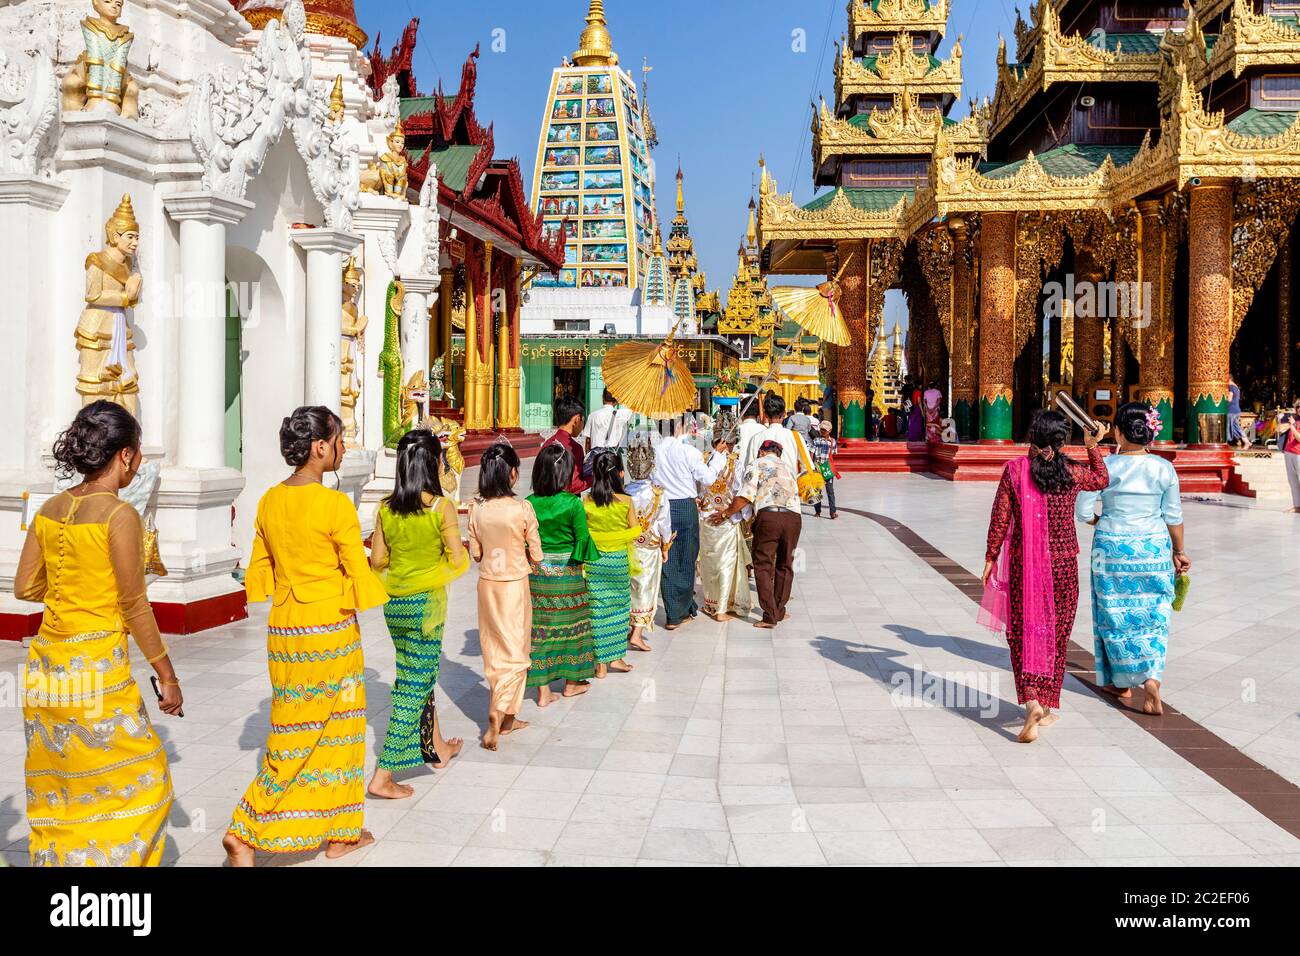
(0, 45, 59, 177)
(188, 0, 359, 229)
(371, 74, 400, 123)
(417, 166, 440, 278)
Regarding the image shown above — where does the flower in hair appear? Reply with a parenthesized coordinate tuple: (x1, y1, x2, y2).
(1144, 406, 1162, 434)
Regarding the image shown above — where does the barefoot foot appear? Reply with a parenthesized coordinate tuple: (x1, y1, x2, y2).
(562, 681, 589, 698)
(501, 717, 529, 736)
(1141, 678, 1163, 716)
(1038, 712, 1060, 728)
(324, 830, 375, 860)
(435, 737, 464, 766)
(222, 833, 255, 868)
(1018, 701, 1046, 743)
(366, 776, 415, 800)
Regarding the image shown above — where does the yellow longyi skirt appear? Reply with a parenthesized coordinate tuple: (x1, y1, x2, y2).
(23, 629, 173, 867)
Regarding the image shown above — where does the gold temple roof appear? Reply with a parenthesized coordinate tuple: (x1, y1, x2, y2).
(850, 0, 948, 41)
(834, 33, 963, 105)
(1202, 0, 1300, 86)
(991, 4, 1163, 140)
(812, 92, 988, 166)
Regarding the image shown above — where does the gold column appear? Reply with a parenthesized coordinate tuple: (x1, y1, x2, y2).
(468, 241, 495, 430)
(949, 217, 977, 439)
(978, 211, 1016, 442)
(1137, 199, 1175, 441)
(1073, 249, 1105, 399)
(495, 257, 511, 428)
(1279, 238, 1292, 403)
(1187, 179, 1233, 445)
(463, 242, 489, 431)
(499, 257, 522, 428)
(835, 240, 869, 439)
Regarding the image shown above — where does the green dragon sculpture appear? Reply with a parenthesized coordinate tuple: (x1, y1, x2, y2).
(380, 279, 405, 448)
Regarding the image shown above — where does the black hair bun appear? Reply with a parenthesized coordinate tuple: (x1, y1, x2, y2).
(51, 401, 142, 479)
(278, 406, 342, 468)
(1115, 402, 1156, 446)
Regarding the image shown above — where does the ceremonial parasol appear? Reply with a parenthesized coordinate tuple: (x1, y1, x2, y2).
(768, 250, 857, 347)
(601, 319, 697, 419)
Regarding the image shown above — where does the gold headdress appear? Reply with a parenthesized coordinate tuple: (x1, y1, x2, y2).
(389, 118, 405, 143)
(329, 75, 345, 121)
(105, 194, 139, 241)
(342, 255, 362, 287)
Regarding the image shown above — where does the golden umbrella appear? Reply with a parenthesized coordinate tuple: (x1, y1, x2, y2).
(601, 320, 697, 419)
(769, 251, 856, 347)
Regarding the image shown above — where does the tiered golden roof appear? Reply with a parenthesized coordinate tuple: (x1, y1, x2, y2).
(812, 90, 989, 165)
(850, 0, 949, 39)
(1204, 0, 1300, 85)
(991, 4, 1163, 139)
(835, 32, 963, 103)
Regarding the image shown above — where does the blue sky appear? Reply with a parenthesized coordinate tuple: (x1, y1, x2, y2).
(366, 0, 1020, 325)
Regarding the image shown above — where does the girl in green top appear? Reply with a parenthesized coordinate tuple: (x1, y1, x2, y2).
(584, 451, 643, 678)
(526, 442, 599, 707)
(367, 430, 469, 799)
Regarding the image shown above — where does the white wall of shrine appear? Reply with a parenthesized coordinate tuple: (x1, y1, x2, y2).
(0, 0, 435, 633)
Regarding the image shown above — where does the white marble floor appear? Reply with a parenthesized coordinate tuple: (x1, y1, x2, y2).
(3, 471, 1299, 867)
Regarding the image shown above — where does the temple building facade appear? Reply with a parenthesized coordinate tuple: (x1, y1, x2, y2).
(757, 0, 1300, 489)
(0, 0, 560, 638)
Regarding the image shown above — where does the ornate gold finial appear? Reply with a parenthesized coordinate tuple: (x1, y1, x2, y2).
(329, 75, 345, 122)
(573, 0, 615, 66)
(746, 198, 757, 248)
(106, 194, 139, 240)
(676, 163, 685, 216)
(343, 255, 362, 287)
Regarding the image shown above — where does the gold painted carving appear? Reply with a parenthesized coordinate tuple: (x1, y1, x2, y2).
(1231, 178, 1300, 339)
(850, 0, 948, 39)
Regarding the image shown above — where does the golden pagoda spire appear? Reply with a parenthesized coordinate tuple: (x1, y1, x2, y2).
(573, 0, 616, 66)
(675, 163, 685, 218)
(746, 198, 757, 249)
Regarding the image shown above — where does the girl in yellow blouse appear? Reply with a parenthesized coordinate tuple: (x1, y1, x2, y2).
(15, 401, 182, 867)
(223, 407, 388, 866)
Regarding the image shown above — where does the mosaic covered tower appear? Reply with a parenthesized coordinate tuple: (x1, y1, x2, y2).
(529, 1, 656, 291)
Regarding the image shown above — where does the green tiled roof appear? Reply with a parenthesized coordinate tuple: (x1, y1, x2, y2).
(1086, 31, 1163, 55)
(844, 112, 959, 135)
(859, 54, 942, 76)
(409, 144, 482, 192)
(802, 187, 913, 212)
(979, 143, 1141, 180)
(399, 95, 457, 121)
(1227, 109, 1300, 137)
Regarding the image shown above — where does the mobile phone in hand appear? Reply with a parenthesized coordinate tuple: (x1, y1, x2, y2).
(149, 675, 184, 718)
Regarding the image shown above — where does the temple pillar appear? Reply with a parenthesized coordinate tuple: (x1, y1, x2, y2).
(978, 212, 1015, 442)
(497, 257, 522, 429)
(155, 191, 253, 631)
(164, 192, 255, 468)
(949, 217, 977, 440)
(290, 228, 361, 414)
(1279, 237, 1292, 404)
(1187, 179, 1233, 445)
(1137, 198, 1175, 442)
(399, 274, 438, 411)
(1073, 250, 1104, 401)
(835, 240, 869, 438)
(464, 241, 494, 431)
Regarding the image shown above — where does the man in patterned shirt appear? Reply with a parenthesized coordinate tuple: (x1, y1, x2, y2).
(709, 440, 802, 629)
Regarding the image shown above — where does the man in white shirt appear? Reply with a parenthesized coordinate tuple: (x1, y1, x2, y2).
(654, 414, 728, 628)
(737, 398, 764, 471)
(741, 392, 800, 473)
(582, 388, 634, 454)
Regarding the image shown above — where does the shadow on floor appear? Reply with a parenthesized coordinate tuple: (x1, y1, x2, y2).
(812, 632, 1021, 742)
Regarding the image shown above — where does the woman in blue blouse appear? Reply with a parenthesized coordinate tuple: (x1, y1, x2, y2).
(1076, 403, 1191, 715)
